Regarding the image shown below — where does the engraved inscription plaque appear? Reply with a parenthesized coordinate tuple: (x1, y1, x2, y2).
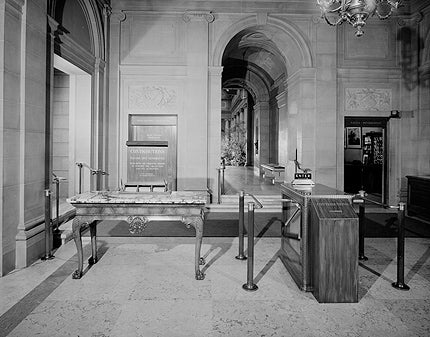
(126, 115, 177, 189)
(127, 147, 168, 184)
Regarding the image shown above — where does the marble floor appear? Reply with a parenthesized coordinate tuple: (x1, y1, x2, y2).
(1, 236, 429, 337)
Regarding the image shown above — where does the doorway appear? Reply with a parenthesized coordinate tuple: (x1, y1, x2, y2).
(53, 55, 92, 197)
(344, 117, 388, 204)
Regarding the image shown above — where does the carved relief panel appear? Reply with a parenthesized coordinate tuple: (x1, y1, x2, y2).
(345, 88, 392, 112)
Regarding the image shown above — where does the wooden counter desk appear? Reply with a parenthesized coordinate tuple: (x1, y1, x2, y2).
(67, 190, 208, 280)
(280, 183, 358, 302)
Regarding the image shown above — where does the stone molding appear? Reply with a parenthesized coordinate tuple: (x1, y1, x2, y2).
(208, 66, 223, 76)
(103, 3, 112, 17)
(275, 91, 287, 108)
(57, 33, 96, 74)
(4, 0, 24, 15)
(182, 10, 215, 23)
(95, 57, 106, 73)
(256, 12, 268, 26)
(111, 10, 126, 22)
(285, 68, 316, 88)
(397, 12, 423, 26)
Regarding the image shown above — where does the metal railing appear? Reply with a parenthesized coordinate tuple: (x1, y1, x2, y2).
(236, 192, 302, 292)
(233, 191, 264, 291)
(235, 191, 263, 261)
(76, 162, 109, 192)
(52, 173, 67, 233)
(353, 190, 410, 290)
(242, 202, 259, 291)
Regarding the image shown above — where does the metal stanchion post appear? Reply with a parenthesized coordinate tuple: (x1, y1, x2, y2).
(220, 158, 225, 195)
(392, 202, 410, 290)
(243, 202, 258, 291)
(357, 190, 368, 261)
(54, 177, 60, 233)
(41, 189, 54, 260)
(236, 190, 247, 260)
(77, 162, 83, 194)
(353, 190, 368, 261)
(217, 168, 222, 204)
(358, 202, 368, 261)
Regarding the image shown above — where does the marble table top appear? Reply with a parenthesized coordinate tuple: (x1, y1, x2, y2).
(67, 190, 208, 205)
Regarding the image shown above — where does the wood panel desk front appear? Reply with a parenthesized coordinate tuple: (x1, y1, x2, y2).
(280, 183, 356, 293)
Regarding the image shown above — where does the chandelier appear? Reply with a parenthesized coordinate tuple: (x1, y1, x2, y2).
(316, 0, 401, 37)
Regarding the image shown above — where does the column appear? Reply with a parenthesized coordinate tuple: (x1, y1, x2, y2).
(181, 10, 214, 190)
(14, 0, 48, 269)
(254, 101, 270, 174)
(107, 10, 126, 190)
(276, 91, 288, 168)
(208, 64, 223, 200)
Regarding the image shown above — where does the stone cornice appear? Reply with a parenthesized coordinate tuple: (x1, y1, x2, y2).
(111, 1, 320, 15)
(182, 10, 215, 23)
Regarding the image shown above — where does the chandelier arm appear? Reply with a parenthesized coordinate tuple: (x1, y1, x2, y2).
(322, 13, 345, 26)
(375, 10, 393, 20)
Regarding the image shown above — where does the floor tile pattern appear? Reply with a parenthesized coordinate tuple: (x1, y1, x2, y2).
(1, 237, 429, 337)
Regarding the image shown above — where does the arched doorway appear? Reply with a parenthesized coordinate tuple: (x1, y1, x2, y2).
(209, 18, 314, 199)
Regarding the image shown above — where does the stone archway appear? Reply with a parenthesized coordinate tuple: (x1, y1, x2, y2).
(207, 15, 314, 198)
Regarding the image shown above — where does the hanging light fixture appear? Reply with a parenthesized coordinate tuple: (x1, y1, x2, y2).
(316, 0, 401, 37)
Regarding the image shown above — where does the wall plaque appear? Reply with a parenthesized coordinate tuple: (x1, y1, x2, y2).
(127, 147, 168, 184)
(126, 114, 177, 189)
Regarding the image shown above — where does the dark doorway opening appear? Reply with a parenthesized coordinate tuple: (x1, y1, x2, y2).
(344, 117, 388, 204)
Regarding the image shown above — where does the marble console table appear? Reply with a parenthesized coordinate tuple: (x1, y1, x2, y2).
(67, 190, 208, 280)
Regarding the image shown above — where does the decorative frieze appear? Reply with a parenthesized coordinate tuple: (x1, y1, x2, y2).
(345, 88, 392, 111)
(182, 10, 215, 23)
(128, 85, 177, 110)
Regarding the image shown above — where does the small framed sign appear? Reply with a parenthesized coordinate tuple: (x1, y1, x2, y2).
(294, 173, 312, 180)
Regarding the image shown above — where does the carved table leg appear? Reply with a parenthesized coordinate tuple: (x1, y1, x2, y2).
(182, 213, 205, 280)
(88, 221, 98, 265)
(72, 218, 84, 279)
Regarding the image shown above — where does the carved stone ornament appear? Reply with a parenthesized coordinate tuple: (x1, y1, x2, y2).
(111, 10, 126, 22)
(128, 86, 176, 110)
(182, 10, 215, 23)
(345, 88, 392, 111)
(128, 216, 149, 234)
(397, 12, 423, 27)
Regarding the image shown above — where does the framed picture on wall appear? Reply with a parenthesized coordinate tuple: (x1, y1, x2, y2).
(346, 126, 362, 149)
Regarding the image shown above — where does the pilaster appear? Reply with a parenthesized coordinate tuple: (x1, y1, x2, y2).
(208, 66, 223, 199)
